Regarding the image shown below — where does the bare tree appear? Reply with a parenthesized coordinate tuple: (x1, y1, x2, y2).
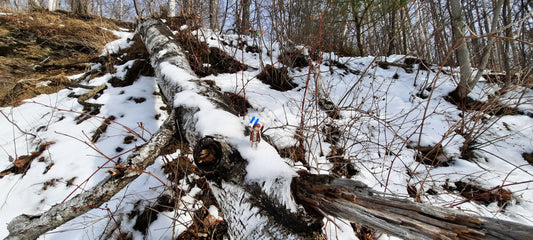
(168, 0, 177, 17)
(449, 0, 474, 100)
(209, 0, 219, 30)
(240, 0, 251, 34)
(48, 0, 56, 11)
(70, 0, 89, 15)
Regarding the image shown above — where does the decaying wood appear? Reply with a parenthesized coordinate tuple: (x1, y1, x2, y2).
(192, 137, 324, 239)
(292, 173, 533, 240)
(5, 113, 176, 240)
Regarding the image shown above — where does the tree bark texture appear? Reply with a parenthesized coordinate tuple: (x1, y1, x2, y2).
(209, 0, 219, 30)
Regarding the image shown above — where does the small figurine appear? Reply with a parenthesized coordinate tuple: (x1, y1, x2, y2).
(250, 123, 264, 149)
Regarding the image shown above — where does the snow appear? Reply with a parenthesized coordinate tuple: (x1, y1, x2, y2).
(1, 24, 533, 240)
(101, 30, 135, 56)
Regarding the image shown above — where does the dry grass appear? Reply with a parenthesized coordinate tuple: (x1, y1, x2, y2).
(0, 9, 127, 105)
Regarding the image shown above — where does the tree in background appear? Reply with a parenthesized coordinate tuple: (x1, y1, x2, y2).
(2, 0, 531, 103)
(209, 0, 219, 30)
(70, 0, 89, 15)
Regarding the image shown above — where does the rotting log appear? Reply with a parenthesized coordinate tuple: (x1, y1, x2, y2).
(292, 173, 533, 240)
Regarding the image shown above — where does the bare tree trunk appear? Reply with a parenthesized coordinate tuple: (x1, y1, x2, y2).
(471, 0, 504, 85)
(240, 0, 251, 34)
(449, 0, 474, 100)
(209, 0, 219, 30)
(48, 0, 55, 11)
(132, 0, 140, 17)
(71, 0, 89, 15)
(168, 0, 177, 17)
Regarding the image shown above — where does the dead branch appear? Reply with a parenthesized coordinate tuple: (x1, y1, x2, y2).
(5, 113, 176, 240)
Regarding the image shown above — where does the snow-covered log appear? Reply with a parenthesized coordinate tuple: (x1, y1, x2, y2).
(137, 18, 324, 239)
(5, 113, 177, 240)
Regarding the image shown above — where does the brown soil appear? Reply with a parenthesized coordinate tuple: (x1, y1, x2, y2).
(523, 152, 533, 166)
(408, 143, 452, 167)
(0, 9, 129, 106)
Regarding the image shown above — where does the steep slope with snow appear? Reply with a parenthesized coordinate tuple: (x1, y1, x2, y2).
(1, 20, 532, 239)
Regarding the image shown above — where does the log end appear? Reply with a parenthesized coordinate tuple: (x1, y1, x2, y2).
(193, 136, 222, 172)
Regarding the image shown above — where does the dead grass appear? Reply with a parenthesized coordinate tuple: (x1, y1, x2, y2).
(0, 9, 128, 105)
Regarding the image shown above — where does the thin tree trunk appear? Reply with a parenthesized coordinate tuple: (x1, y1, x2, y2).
(240, 0, 251, 34)
(209, 0, 219, 30)
(48, 0, 55, 11)
(168, 0, 177, 17)
(132, 0, 140, 17)
(449, 0, 474, 100)
(471, 0, 504, 85)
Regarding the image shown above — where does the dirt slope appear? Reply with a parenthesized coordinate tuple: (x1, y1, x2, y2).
(0, 8, 132, 106)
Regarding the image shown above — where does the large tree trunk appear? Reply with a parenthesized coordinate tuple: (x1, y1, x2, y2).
(240, 0, 251, 34)
(71, 0, 89, 15)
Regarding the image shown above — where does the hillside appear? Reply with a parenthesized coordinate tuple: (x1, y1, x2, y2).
(0, 8, 132, 106)
(1, 10, 533, 240)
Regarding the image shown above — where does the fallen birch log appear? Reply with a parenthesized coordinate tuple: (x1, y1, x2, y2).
(137, 18, 324, 239)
